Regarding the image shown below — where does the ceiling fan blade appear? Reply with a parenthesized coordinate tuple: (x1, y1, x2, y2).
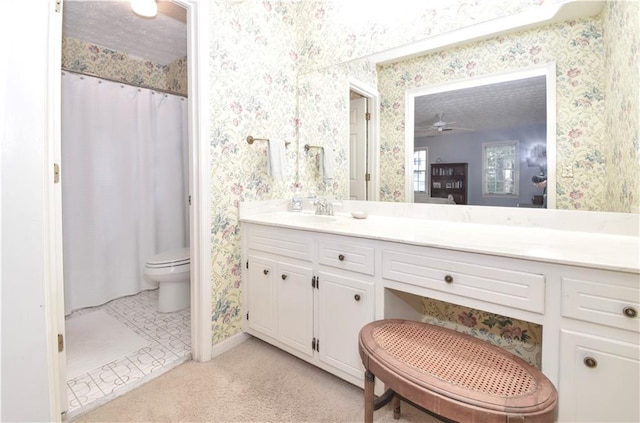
(448, 126, 475, 131)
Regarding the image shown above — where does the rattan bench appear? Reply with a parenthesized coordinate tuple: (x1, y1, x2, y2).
(359, 319, 558, 423)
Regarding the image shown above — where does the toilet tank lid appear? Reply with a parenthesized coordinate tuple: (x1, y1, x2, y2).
(147, 247, 190, 266)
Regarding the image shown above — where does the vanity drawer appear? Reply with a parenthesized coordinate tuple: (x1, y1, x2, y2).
(562, 275, 640, 332)
(247, 228, 313, 262)
(318, 240, 374, 275)
(382, 250, 545, 313)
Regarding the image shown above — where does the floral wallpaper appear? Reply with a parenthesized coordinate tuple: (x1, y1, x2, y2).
(420, 298, 542, 368)
(61, 37, 188, 96)
(377, 17, 607, 209)
(297, 59, 378, 199)
(208, 0, 299, 342)
(167, 56, 188, 95)
(602, 1, 639, 213)
(295, 0, 545, 73)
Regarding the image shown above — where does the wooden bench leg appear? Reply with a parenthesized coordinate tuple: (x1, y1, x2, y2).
(392, 395, 401, 420)
(364, 370, 375, 423)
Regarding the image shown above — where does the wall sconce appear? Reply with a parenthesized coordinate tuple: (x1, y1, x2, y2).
(131, 0, 157, 18)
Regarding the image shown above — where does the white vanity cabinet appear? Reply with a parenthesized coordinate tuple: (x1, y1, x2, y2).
(557, 268, 640, 423)
(240, 206, 639, 419)
(242, 223, 376, 386)
(317, 239, 375, 379)
(245, 227, 315, 357)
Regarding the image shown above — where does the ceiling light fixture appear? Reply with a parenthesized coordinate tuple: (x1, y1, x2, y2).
(131, 0, 157, 18)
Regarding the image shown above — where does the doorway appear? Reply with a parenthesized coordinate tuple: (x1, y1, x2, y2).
(348, 80, 380, 202)
(51, 0, 212, 419)
(349, 92, 368, 200)
(61, 2, 190, 416)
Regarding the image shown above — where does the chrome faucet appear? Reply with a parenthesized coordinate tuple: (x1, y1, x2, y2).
(314, 198, 334, 216)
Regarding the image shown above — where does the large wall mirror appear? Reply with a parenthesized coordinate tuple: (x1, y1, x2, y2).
(404, 64, 556, 208)
(296, 1, 637, 213)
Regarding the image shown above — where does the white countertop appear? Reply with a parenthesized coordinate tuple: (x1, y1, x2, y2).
(239, 202, 640, 274)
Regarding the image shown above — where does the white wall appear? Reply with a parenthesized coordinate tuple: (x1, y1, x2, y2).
(416, 124, 548, 207)
(0, 2, 56, 421)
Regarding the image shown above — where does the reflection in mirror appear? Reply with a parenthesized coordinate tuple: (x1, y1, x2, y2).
(405, 64, 556, 208)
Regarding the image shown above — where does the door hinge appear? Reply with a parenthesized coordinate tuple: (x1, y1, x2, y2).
(54, 163, 60, 183)
(58, 334, 64, 352)
(365, 173, 371, 182)
(55, 0, 62, 13)
(365, 112, 371, 121)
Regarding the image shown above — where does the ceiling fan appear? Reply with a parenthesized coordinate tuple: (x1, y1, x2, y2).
(415, 113, 474, 136)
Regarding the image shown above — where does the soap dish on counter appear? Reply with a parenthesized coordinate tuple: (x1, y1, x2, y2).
(350, 211, 368, 219)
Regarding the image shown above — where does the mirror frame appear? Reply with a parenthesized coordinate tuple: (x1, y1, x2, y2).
(404, 62, 557, 208)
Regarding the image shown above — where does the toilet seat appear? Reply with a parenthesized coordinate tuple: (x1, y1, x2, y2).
(143, 247, 191, 313)
(145, 247, 190, 269)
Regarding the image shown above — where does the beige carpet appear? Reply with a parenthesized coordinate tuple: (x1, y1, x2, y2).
(74, 337, 441, 423)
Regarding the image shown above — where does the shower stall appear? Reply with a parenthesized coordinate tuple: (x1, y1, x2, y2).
(61, 71, 189, 314)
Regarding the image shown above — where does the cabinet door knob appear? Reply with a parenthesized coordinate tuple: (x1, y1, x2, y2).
(444, 274, 454, 283)
(338, 254, 345, 261)
(623, 306, 637, 318)
(354, 294, 361, 301)
(263, 269, 269, 275)
(584, 357, 598, 368)
(281, 274, 287, 280)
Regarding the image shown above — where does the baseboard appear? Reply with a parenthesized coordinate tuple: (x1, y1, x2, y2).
(210, 332, 251, 359)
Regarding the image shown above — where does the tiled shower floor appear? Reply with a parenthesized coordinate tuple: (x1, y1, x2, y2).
(64, 289, 191, 418)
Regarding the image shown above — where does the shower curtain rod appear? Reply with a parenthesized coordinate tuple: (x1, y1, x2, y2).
(61, 67, 187, 98)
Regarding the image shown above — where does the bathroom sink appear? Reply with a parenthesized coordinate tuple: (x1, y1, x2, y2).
(262, 211, 356, 227)
(290, 213, 339, 223)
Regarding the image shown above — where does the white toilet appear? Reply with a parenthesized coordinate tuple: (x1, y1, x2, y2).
(144, 247, 190, 313)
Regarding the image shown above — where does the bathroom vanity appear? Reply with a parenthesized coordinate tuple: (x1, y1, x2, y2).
(240, 201, 639, 422)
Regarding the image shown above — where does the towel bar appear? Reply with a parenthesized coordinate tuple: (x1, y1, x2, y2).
(304, 144, 323, 152)
(246, 136, 290, 147)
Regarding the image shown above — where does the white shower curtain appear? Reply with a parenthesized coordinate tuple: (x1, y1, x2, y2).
(61, 72, 188, 314)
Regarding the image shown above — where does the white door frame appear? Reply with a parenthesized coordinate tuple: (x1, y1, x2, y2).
(348, 78, 379, 202)
(45, 0, 211, 419)
(173, 0, 212, 364)
(348, 96, 367, 200)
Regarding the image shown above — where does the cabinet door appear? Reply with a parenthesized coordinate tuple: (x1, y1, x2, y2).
(559, 329, 640, 422)
(278, 261, 314, 357)
(317, 270, 374, 379)
(247, 255, 278, 338)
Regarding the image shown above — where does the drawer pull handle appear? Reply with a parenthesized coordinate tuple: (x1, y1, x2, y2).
(354, 294, 361, 301)
(281, 274, 287, 280)
(338, 254, 345, 261)
(263, 269, 269, 275)
(444, 275, 454, 283)
(584, 357, 598, 368)
(623, 306, 637, 318)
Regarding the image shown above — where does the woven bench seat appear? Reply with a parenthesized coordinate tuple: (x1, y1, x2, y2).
(359, 319, 558, 423)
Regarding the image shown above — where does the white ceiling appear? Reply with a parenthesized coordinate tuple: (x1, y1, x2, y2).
(415, 76, 547, 136)
(63, 0, 187, 65)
